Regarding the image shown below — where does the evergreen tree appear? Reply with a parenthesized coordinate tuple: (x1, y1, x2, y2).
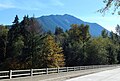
(63, 24, 90, 66)
(0, 25, 8, 65)
(7, 15, 21, 58)
(6, 15, 25, 69)
(86, 37, 109, 65)
(54, 27, 66, 46)
(54, 27, 64, 35)
(79, 24, 91, 64)
(20, 16, 44, 69)
(115, 25, 120, 63)
(101, 29, 108, 38)
(106, 43, 118, 64)
(116, 24, 120, 35)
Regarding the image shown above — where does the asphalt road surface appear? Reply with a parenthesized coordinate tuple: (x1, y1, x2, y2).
(65, 68, 120, 81)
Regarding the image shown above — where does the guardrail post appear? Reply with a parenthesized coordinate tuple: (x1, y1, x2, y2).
(84, 66, 86, 70)
(31, 69, 33, 76)
(46, 68, 48, 74)
(9, 70, 12, 79)
(74, 67, 75, 71)
(79, 66, 81, 70)
(66, 67, 68, 72)
(57, 67, 59, 73)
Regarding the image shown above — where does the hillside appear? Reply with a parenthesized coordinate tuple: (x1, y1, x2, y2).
(37, 14, 108, 36)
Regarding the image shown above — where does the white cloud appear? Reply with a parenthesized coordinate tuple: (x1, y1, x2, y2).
(0, 0, 15, 9)
(0, 3, 14, 9)
(0, 0, 64, 10)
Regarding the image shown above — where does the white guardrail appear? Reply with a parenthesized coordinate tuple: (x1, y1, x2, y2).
(0, 65, 119, 79)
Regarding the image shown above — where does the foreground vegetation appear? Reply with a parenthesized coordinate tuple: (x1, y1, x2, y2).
(0, 15, 120, 70)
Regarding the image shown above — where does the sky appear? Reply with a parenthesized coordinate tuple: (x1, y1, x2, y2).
(0, 0, 120, 32)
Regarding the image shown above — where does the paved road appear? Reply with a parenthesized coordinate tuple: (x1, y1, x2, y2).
(65, 68, 120, 81)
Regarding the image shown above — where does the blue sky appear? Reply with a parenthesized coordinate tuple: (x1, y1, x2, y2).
(0, 0, 120, 32)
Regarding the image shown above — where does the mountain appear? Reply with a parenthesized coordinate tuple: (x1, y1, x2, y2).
(37, 14, 108, 36)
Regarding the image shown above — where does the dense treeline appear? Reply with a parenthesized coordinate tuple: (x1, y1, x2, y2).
(0, 15, 120, 70)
